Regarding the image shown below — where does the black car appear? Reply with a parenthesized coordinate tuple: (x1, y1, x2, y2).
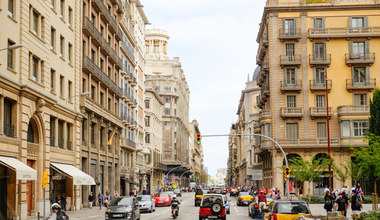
(105, 197, 140, 220)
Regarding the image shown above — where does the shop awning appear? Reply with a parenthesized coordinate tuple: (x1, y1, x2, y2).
(0, 156, 37, 180)
(51, 163, 95, 185)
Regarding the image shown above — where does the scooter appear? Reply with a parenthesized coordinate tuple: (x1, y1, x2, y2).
(171, 206, 179, 219)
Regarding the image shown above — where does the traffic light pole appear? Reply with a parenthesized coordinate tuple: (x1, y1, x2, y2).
(43, 188, 46, 220)
(202, 133, 290, 200)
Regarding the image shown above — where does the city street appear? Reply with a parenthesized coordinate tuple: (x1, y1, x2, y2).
(31, 192, 373, 220)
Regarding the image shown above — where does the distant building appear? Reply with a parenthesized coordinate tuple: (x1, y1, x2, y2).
(189, 120, 205, 185)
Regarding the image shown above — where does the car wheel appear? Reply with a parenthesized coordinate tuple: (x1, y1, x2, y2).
(198, 216, 202, 220)
(221, 216, 226, 220)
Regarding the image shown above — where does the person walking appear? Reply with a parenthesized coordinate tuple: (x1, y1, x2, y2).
(335, 193, 346, 217)
(324, 191, 334, 214)
(60, 193, 67, 211)
(351, 190, 362, 220)
(88, 192, 95, 209)
(50, 203, 69, 220)
(98, 191, 104, 210)
(342, 191, 350, 217)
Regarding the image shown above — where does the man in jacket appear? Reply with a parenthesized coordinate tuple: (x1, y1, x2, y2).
(51, 203, 69, 220)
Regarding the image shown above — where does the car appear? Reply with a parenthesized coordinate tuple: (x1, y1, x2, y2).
(237, 192, 254, 206)
(105, 196, 140, 220)
(262, 200, 312, 220)
(154, 192, 172, 206)
(195, 189, 209, 206)
(174, 189, 182, 197)
(213, 187, 223, 194)
(230, 188, 239, 196)
(248, 196, 272, 219)
(199, 194, 227, 220)
(167, 191, 177, 198)
(222, 195, 230, 214)
(137, 194, 155, 213)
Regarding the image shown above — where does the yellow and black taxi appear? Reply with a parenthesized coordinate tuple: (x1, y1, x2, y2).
(230, 188, 239, 196)
(195, 189, 209, 206)
(263, 200, 311, 220)
(237, 192, 254, 206)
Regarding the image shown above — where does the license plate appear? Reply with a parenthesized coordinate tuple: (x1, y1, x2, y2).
(113, 214, 123, 217)
(208, 216, 218, 219)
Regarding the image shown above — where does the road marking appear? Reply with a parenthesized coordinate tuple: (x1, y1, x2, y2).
(234, 206, 239, 213)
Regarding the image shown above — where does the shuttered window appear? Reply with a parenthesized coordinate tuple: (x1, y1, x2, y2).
(317, 122, 327, 138)
(286, 123, 299, 140)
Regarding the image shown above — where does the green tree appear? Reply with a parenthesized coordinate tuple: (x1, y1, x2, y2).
(349, 161, 363, 187)
(288, 156, 330, 203)
(369, 88, 380, 136)
(332, 160, 363, 187)
(200, 170, 208, 184)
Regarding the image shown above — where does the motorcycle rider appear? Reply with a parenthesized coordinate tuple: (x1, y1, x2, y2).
(50, 203, 69, 220)
(171, 197, 181, 216)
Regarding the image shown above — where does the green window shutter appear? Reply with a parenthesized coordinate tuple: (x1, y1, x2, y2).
(321, 17, 325, 28)
(293, 19, 297, 33)
(366, 66, 370, 82)
(323, 42, 326, 58)
(365, 41, 370, 57)
(349, 41, 353, 55)
(348, 17, 352, 27)
(312, 42, 316, 57)
(364, 17, 368, 27)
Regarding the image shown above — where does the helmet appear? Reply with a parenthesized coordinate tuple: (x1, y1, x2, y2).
(51, 203, 61, 211)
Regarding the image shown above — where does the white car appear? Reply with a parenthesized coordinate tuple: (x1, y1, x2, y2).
(137, 195, 155, 213)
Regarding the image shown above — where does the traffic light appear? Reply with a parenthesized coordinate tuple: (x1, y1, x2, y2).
(285, 167, 290, 178)
(42, 171, 49, 189)
(196, 133, 201, 145)
(283, 170, 287, 183)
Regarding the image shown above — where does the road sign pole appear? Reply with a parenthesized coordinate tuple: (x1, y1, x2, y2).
(43, 188, 46, 219)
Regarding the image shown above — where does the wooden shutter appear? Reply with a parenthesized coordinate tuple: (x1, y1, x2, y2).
(348, 17, 352, 27)
(364, 17, 368, 27)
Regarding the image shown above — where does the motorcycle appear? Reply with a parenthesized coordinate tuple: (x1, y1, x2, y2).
(171, 205, 179, 219)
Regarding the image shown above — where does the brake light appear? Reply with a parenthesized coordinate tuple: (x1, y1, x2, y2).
(270, 213, 277, 220)
(238, 197, 242, 201)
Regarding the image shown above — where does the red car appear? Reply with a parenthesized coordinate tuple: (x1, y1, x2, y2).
(154, 192, 172, 206)
(199, 194, 226, 220)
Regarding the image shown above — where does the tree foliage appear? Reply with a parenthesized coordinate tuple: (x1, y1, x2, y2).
(369, 88, 380, 136)
(332, 160, 363, 187)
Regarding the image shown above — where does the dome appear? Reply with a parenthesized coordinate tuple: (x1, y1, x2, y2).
(252, 66, 261, 81)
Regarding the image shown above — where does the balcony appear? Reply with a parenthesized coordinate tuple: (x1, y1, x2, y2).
(280, 80, 302, 93)
(4, 124, 14, 138)
(310, 107, 333, 119)
(276, 138, 341, 149)
(309, 80, 332, 93)
(337, 105, 370, 117)
(280, 55, 302, 67)
(258, 38, 268, 59)
(279, 29, 301, 41)
(260, 140, 273, 151)
(110, 0, 123, 13)
(281, 107, 304, 119)
(257, 70, 268, 87)
(261, 83, 270, 98)
(82, 17, 102, 47)
(309, 27, 380, 39)
(92, 0, 118, 34)
(346, 79, 376, 91)
(309, 54, 331, 67)
(121, 137, 136, 150)
(345, 53, 375, 66)
(259, 110, 271, 121)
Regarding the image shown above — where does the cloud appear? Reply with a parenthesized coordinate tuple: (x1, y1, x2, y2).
(143, 0, 265, 176)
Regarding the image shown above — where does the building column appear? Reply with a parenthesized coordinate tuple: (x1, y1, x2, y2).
(0, 95, 4, 135)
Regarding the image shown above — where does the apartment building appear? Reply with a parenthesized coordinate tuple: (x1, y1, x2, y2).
(0, 0, 88, 218)
(256, 0, 380, 195)
(144, 88, 165, 192)
(189, 120, 204, 185)
(145, 29, 191, 183)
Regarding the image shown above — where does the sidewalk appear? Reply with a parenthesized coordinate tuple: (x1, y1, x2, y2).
(27, 207, 105, 220)
(309, 203, 373, 219)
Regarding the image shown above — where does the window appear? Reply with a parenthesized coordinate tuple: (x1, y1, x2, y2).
(68, 7, 73, 26)
(353, 121, 368, 137)
(60, 75, 64, 97)
(354, 94, 367, 106)
(100, 127, 104, 145)
(164, 108, 170, 115)
(100, 92, 104, 106)
(313, 43, 326, 59)
(313, 18, 324, 29)
(283, 19, 296, 35)
(4, 99, 14, 138)
(8, 0, 14, 17)
(60, 35, 64, 57)
(91, 85, 95, 99)
(68, 81, 72, 101)
(58, 120, 64, 148)
(314, 68, 326, 85)
(7, 40, 15, 69)
(145, 101, 150, 109)
(66, 123, 71, 150)
(32, 10, 38, 35)
(285, 68, 296, 85)
(90, 123, 95, 145)
(164, 121, 170, 127)
(108, 98, 111, 110)
(82, 78, 86, 93)
(100, 25, 104, 36)
(145, 116, 150, 127)
(100, 58, 104, 71)
(51, 27, 56, 50)
(317, 122, 327, 138)
(108, 35, 111, 44)
(164, 97, 171, 103)
(91, 49, 96, 61)
(286, 123, 299, 140)
(261, 123, 271, 138)
(108, 66, 111, 76)
(352, 67, 368, 85)
(285, 44, 295, 60)
(68, 43, 72, 64)
(51, 0, 55, 9)
(60, 0, 65, 18)
(287, 96, 296, 108)
(50, 117, 55, 146)
(341, 121, 350, 137)
(50, 69, 56, 91)
(164, 87, 171, 92)
(82, 118, 86, 145)
(155, 86, 160, 92)
(316, 95, 326, 107)
(350, 17, 365, 28)
(31, 55, 39, 81)
(350, 41, 367, 58)
(145, 133, 150, 143)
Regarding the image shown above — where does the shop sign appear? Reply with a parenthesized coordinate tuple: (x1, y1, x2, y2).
(51, 173, 65, 181)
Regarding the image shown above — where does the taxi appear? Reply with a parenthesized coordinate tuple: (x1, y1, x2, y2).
(230, 188, 239, 196)
(263, 200, 311, 220)
(195, 189, 209, 206)
(237, 192, 254, 206)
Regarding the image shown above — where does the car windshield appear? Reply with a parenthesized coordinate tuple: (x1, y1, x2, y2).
(109, 197, 133, 207)
(214, 188, 222, 193)
(276, 202, 310, 214)
(157, 193, 169, 198)
(201, 195, 224, 208)
(239, 192, 250, 196)
(137, 195, 150, 201)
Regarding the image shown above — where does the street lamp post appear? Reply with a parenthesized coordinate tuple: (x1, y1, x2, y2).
(179, 170, 192, 188)
(324, 72, 332, 189)
(165, 166, 184, 186)
(0, 44, 23, 51)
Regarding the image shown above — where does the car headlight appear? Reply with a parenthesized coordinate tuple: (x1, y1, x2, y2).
(166, 198, 169, 201)
(127, 212, 133, 218)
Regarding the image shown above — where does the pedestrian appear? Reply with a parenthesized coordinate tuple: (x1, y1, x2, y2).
(324, 185, 330, 194)
(98, 191, 104, 210)
(342, 191, 350, 217)
(335, 193, 346, 217)
(88, 192, 94, 209)
(324, 191, 334, 214)
(258, 191, 267, 211)
(260, 186, 266, 195)
(351, 190, 362, 220)
(114, 191, 119, 197)
(51, 203, 69, 220)
(142, 187, 147, 195)
(60, 193, 67, 211)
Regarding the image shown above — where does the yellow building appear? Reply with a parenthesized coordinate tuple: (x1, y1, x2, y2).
(256, 0, 380, 195)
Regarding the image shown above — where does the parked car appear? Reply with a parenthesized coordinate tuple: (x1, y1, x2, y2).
(195, 189, 209, 206)
(222, 195, 230, 214)
(137, 195, 155, 213)
(237, 192, 254, 206)
(105, 196, 140, 220)
(248, 196, 272, 219)
(263, 200, 311, 220)
(199, 194, 227, 220)
(230, 188, 239, 196)
(154, 192, 172, 206)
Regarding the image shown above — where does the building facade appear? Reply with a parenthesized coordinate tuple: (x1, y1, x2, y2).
(0, 0, 87, 218)
(189, 120, 204, 185)
(145, 29, 191, 185)
(256, 0, 380, 195)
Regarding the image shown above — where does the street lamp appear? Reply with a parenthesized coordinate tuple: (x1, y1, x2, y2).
(0, 44, 23, 51)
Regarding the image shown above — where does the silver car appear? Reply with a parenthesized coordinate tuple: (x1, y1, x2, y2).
(137, 195, 155, 213)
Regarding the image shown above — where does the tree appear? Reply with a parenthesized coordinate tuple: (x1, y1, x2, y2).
(350, 161, 363, 187)
(200, 170, 208, 184)
(369, 88, 380, 136)
(332, 160, 362, 187)
(288, 156, 330, 203)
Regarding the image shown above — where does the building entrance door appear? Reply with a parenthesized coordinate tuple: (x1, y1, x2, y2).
(27, 160, 34, 216)
(0, 166, 8, 220)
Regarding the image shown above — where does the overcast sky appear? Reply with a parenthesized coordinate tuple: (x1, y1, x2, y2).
(142, 0, 266, 176)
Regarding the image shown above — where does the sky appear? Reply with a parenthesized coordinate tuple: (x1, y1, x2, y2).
(142, 0, 266, 176)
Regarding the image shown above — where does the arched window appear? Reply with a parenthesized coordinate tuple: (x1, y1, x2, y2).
(27, 118, 39, 143)
(313, 153, 328, 164)
(283, 153, 302, 166)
